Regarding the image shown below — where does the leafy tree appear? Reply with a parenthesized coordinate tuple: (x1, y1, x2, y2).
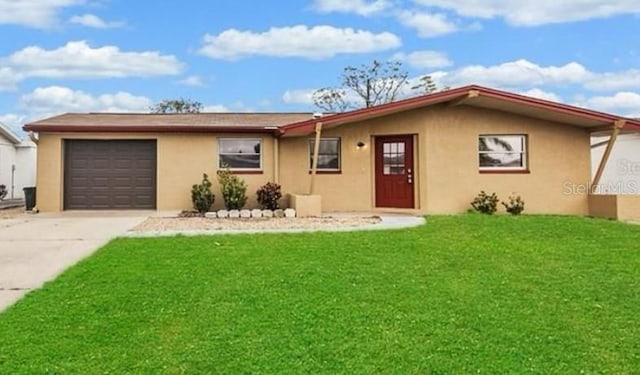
(411, 75, 440, 94)
(150, 98, 203, 113)
(313, 60, 409, 112)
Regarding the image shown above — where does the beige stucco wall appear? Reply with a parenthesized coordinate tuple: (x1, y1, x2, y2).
(617, 195, 640, 221)
(589, 194, 640, 221)
(279, 105, 591, 215)
(35, 132, 276, 212)
(588, 194, 618, 220)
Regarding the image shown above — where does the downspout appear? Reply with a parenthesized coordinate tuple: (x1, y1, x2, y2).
(591, 120, 625, 193)
(309, 121, 323, 194)
(11, 164, 15, 199)
(273, 137, 279, 184)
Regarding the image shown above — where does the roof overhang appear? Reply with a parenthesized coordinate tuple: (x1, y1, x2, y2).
(21, 124, 280, 135)
(0, 122, 22, 144)
(280, 85, 640, 137)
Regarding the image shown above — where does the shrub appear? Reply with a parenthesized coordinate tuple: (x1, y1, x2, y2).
(191, 174, 215, 214)
(471, 191, 499, 214)
(502, 194, 525, 215)
(0, 184, 6, 201)
(217, 167, 248, 210)
(256, 182, 282, 210)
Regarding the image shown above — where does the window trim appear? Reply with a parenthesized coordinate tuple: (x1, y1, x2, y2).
(308, 137, 341, 172)
(218, 138, 263, 172)
(478, 134, 528, 172)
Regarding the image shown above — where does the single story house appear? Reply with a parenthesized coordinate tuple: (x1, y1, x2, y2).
(22, 85, 640, 220)
(0, 121, 37, 200)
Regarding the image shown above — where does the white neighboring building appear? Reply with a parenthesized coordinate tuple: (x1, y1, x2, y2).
(591, 133, 640, 195)
(0, 122, 37, 200)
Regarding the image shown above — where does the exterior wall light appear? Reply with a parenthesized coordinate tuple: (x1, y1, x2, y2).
(356, 141, 366, 149)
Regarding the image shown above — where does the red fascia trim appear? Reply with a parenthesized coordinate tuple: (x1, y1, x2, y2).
(281, 86, 474, 135)
(21, 125, 280, 134)
(476, 88, 624, 123)
(279, 84, 640, 135)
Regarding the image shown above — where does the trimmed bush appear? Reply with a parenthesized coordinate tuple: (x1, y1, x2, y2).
(218, 167, 248, 210)
(0, 184, 6, 201)
(191, 174, 215, 214)
(502, 194, 525, 215)
(471, 191, 499, 214)
(256, 182, 282, 210)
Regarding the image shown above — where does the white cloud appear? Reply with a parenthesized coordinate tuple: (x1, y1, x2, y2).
(0, 0, 84, 28)
(69, 14, 124, 29)
(177, 75, 206, 87)
(396, 10, 459, 37)
(312, 0, 392, 16)
(439, 59, 592, 88)
(584, 70, 640, 91)
(391, 50, 453, 69)
(518, 88, 562, 102)
(5, 40, 184, 79)
(584, 92, 640, 115)
(0, 67, 22, 91)
(202, 104, 230, 112)
(198, 25, 401, 60)
(20, 86, 152, 116)
(282, 89, 316, 105)
(411, 0, 640, 26)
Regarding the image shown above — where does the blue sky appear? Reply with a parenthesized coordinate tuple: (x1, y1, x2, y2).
(2, 0, 640, 136)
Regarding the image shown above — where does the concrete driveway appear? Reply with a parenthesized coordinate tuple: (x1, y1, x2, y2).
(0, 212, 149, 312)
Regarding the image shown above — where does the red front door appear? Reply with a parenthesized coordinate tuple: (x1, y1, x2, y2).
(375, 135, 415, 208)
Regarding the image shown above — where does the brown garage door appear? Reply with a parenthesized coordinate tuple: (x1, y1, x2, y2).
(64, 140, 157, 210)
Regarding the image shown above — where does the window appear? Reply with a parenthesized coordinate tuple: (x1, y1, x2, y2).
(479, 135, 527, 171)
(309, 138, 341, 171)
(382, 141, 405, 175)
(218, 139, 262, 170)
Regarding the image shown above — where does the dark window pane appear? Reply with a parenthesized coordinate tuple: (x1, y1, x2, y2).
(220, 154, 260, 169)
(220, 140, 260, 154)
(479, 153, 524, 168)
(479, 136, 524, 153)
(479, 135, 526, 169)
(317, 155, 339, 169)
(309, 138, 340, 170)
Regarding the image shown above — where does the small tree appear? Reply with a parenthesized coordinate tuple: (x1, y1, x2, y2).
(150, 98, 203, 114)
(313, 60, 409, 112)
(191, 174, 215, 214)
(256, 182, 282, 210)
(411, 75, 444, 94)
(217, 166, 248, 210)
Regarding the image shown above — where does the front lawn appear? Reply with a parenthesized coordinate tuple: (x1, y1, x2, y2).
(1, 215, 639, 373)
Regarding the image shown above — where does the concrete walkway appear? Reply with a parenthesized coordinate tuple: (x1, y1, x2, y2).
(0, 213, 148, 312)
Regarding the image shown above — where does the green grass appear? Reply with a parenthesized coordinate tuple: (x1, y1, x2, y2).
(1, 215, 640, 374)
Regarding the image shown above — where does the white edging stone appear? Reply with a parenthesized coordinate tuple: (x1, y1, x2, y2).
(262, 209, 274, 218)
(251, 209, 262, 218)
(229, 210, 240, 218)
(217, 210, 229, 218)
(240, 209, 251, 218)
(204, 212, 217, 218)
(284, 208, 296, 218)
